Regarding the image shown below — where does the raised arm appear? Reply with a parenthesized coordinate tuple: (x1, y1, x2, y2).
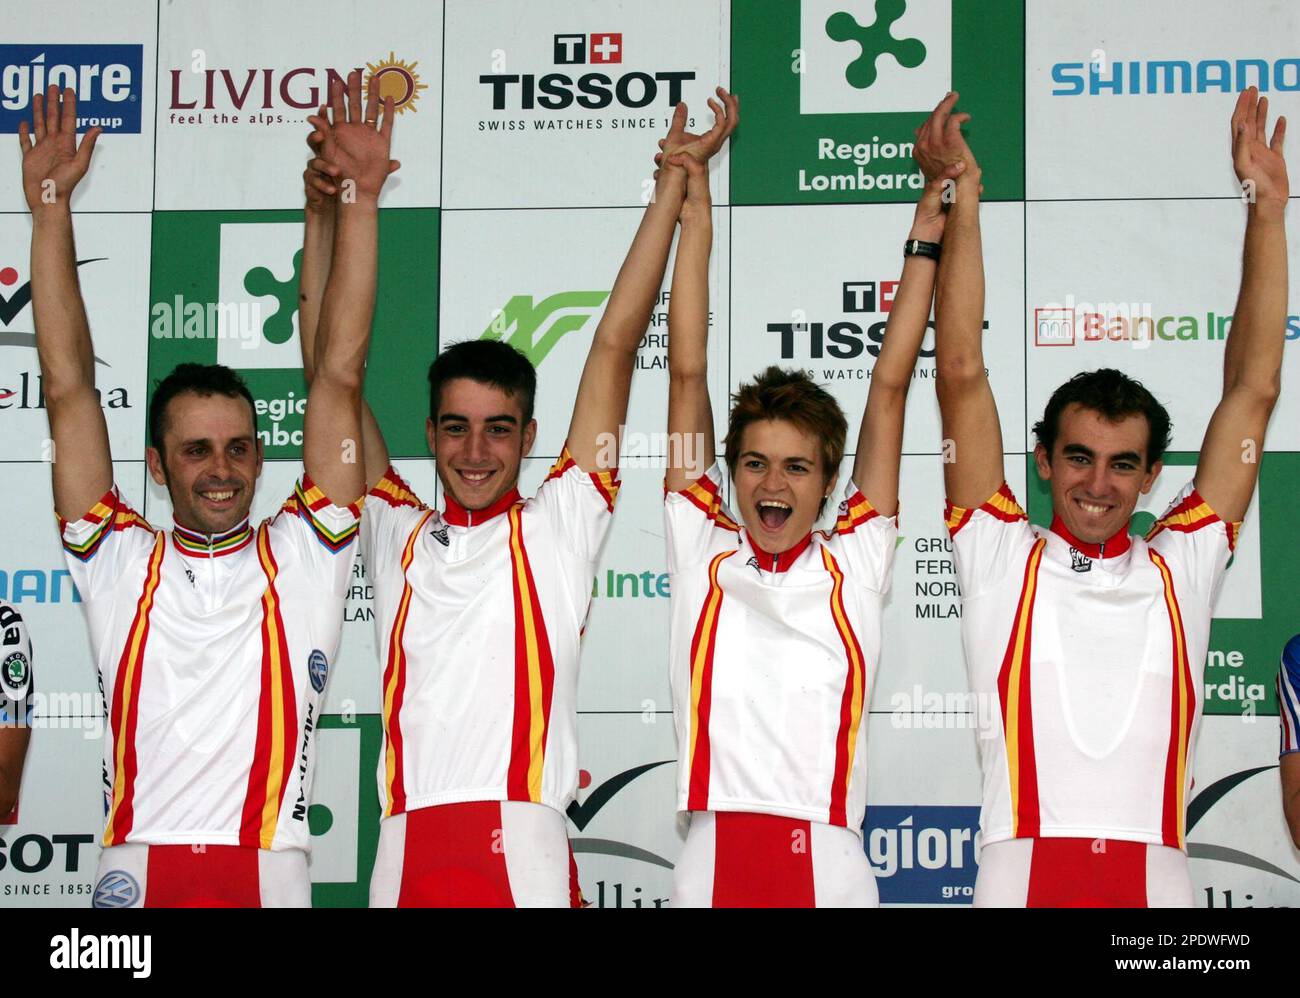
(664, 154, 716, 493)
(1194, 87, 1288, 523)
(19, 87, 107, 521)
(917, 93, 1003, 509)
(565, 89, 738, 475)
(299, 89, 397, 493)
(852, 164, 963, 515)
(302, 72, 399, 506)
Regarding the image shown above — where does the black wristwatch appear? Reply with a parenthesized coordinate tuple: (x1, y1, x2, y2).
(904, 239, 941, 261)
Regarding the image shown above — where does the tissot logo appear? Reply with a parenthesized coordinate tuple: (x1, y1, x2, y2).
(769, 280, 986, 371)
(554, 33, 623, 65)
(479, 31, 694, 111)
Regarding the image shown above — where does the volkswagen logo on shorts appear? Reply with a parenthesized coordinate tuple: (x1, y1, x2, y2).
(93, 870, 141, 908)
(308, 649, 328, 693)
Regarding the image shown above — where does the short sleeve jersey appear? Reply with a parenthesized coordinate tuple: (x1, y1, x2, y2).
(946, 481, 1239, 851)
(1279, 634, 1300, 756)
(665, 464, 898, 833)
(360, 446, 619, 818)
(58, 476, 360, 851)
(0, 601, 34, 727)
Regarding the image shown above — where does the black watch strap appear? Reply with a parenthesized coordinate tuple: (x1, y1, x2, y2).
(904, 238, 942, 261)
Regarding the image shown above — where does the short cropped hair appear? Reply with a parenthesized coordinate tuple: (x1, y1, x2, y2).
(1032, 368, 1172, 468)
(148, 363, 257, 453)
(724, 366, 848, 486)
(428, 340, 537, 423)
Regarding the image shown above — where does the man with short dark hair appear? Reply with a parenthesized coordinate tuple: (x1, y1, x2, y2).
(299, 85, 737, 905)
(20, 76, 392, 906)
(919, 88, 1288, 906)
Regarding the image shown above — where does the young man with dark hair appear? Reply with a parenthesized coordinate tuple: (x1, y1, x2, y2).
(20, 77, 392, 906)
(919, 89, 1288, 906)
(299, 85, 738, 906)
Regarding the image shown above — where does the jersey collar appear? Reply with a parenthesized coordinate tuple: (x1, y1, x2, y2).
(442, 487, 522, 527)
(1048, 513, 1133, 561)
(748, 532, 814, 574)
(171, 516, 254, 558)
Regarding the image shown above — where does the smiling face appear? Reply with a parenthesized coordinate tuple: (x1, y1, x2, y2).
(146, 391, 262, 535)
(428, 377, 536, 510)
(732, 418, 837, 554)
(1034, 403, 1162, 545)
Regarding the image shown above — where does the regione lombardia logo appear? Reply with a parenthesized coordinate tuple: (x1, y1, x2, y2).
(799, 0, 951, 115)
(216, 222, 306, 370)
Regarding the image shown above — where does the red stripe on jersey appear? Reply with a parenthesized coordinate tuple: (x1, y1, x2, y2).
(506, 506, 556, 803)
(1026, 837, 1148, 908)
(686, 551, 734, 811)
(568, 842, 585, 908)
(676, 474, 741, 533)
(1150, 550, 1195, 849)
(712, 812, 816, 907)
(588, 468, 619, 513)
(943, 500, 975, 537)
(369, 466, 426, 510)
(822, 547, 867, 828)
(397, 801, 516, 907)
(1144, 489, 1232, 546)
(834, 490, 879, 534)
(144, 844, 262, 908)
(104, 533, 166, 846)
(545, 448, 577, 482)
(383, 510, 434, 817)
(241, 526, 299, 849)
(998, 538, 1046, 840)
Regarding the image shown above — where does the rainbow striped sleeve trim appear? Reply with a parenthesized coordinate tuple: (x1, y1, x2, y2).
(289, 476, 362, 554)
(59, 488, 153, 562)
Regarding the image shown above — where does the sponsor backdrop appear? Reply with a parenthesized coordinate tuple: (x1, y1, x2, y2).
(1, 0, 1297, 907)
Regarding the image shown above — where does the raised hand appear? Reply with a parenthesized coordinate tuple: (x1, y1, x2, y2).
(1232, 86, 1288, 206)
(653, 87, 739, 176)
(17, 87, 101, 211)
(910, 160, 968, 243)
(913, 91, 977, 182)
(303, 108, 340, 212)
(666, 151, 711, 220)
(314, 70, 400, 201)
